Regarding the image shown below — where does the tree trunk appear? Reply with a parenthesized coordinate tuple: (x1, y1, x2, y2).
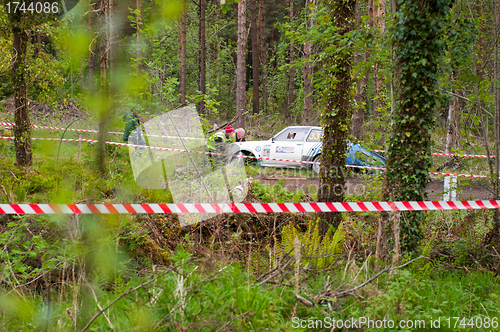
(350, 0, 366, 139)
(303, 41, 313, 125)
(97, 0, 109, 175)
(444, 92, 459, 154)
(11, 21, 32, 167)
(303, 0, 316, 126)
(236, 0, 247, 127)
(385, 0, 452, 254)
(287, 0, 295, 115)
(136, 0, 143, 74)
(109, 0, 114, 95)
(371, 0, 385, 138)
(198, 0, 207, 115)
(317, 0, 355, 235)
(251, 0, 260, 115)
(486, 0, 500, 245)
(259, 0, 268, 110)
(89, 1, 95, 94)
(180, 0, 187, 105)
(376, 0, 396, 263)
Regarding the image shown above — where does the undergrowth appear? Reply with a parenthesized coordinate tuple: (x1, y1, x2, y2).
(1, 119, 500, 331)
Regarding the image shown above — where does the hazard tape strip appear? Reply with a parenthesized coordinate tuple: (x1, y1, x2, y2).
(1, 200, 499, 214)
(373, 150, 495, 159)
(3, 122, 494, 159)
(0, 122, 205, 141)
(0, 137, 487, 177)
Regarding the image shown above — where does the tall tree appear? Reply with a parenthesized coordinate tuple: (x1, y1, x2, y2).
(303, 0, 316, 125)
(9, 8, 32, 166)
(317, 0, 356, 235)
(444, 90, 459, 154)
(180, 0, 187, 105)
(236, 0, 247, 127)
(97, 0, 109, 175)
(287, 0, 295, 114)
(371, 0, 385, 119)
(251, 0, 260, 114)
(384, 0, 453, 255)
(350, 0, 367, 139)
(259, 0, 269, 110)
(136, 0, 143, 74)
(486, 0, 500, 245)
(199, 0, 207, 115)
(89, 0, 95, 94)
(109, 0, 115, 94)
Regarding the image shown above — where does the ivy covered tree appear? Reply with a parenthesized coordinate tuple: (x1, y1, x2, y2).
(317, 0, 356, 235)
(384, 0, 454, 254)
(4, 0, 63, 167)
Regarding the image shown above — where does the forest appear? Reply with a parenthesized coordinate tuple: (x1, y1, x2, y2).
(1, 0, 500, 330)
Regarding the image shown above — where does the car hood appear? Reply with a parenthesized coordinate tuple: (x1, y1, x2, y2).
(229, 140, 271, 155)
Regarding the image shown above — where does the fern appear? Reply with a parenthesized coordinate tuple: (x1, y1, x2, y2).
(280, 218, 344, 269)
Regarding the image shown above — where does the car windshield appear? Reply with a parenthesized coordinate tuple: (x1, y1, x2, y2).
(273, 128, 310, 142)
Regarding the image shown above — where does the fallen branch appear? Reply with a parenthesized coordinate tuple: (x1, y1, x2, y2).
(208, 116, 239, 134)
(81, 267, 176, 332)
(296, 256, 427, 306)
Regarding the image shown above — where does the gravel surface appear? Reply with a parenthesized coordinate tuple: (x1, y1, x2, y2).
(255, 175, 495, 201)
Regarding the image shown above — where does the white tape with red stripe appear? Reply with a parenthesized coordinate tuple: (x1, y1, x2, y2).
(373, 149, 495, 159)
(1, 200, 499, 214)
(0, 122, 204, 141)
(2, 122, 496, 159)
(0, 136, 488, 177)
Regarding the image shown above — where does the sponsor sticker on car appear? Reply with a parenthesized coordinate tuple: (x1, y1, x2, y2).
(263, 145, 271, 157)
(276, 146, 295, 153)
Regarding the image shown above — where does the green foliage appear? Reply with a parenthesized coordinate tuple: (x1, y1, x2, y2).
(0, 216, 70, 281)
(251, 179, 306, 203)
(0, 246, 300, 331)
(281, 218, 344, 269)
(351, 269, 500, 331)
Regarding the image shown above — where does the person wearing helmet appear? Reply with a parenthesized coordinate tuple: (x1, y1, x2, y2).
(207, 125, 237, 168)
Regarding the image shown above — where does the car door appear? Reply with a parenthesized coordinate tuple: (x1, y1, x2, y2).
(302, 129, 323, 161)
(268, 127, 309, 167)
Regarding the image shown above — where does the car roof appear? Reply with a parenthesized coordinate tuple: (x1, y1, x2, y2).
(284, 126, 322, 130)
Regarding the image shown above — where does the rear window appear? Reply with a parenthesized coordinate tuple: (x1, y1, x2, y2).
(306, 130, 323, 142)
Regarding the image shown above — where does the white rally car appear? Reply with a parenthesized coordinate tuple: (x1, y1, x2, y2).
(229, 126, 385, 173)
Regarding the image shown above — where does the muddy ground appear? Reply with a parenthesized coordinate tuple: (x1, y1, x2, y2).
(255, 175, 494, 201)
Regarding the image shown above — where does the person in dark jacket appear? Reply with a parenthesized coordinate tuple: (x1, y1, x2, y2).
(123, 110, 139, 142)
(123, 110, 145, 145)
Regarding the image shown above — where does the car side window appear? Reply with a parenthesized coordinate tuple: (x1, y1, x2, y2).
(274, 128, 310, 141)
(306, 130, 323, 142)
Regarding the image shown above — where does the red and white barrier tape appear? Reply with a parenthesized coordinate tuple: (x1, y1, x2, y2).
(3, 123, 496, 159)
(0, 122, 205, 141)
(373, 150, 495, 159)
(0, 136, 487, 177)
(1, 200, 500, 214)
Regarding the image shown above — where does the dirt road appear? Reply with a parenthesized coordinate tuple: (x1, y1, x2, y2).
(255, 175, 494, 200)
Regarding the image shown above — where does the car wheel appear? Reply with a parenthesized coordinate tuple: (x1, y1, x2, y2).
(312, 155, 320, 174)
(236, 151, 258, 166)
(230, 152, 246, 166)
